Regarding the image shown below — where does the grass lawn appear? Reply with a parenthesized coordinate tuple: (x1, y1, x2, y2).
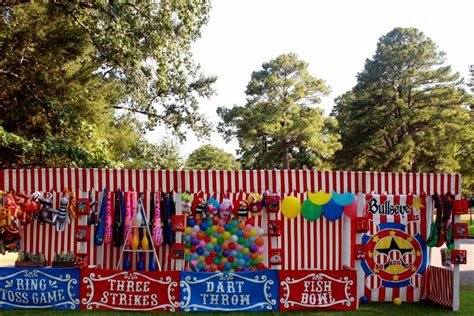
(0, 285, 473, 316)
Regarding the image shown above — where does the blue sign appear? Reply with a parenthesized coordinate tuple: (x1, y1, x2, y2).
(0, 267, 80, 309)
(180, 270, 278, 312)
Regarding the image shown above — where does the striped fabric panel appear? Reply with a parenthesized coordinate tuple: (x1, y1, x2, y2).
(421, 265, 453, 308)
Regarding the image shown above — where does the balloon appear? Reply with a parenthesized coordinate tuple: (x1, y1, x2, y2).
(322, 198, 344, 221)
(193, 225, 200, 232)
(257, 246, 265, 254)
(249, 245, 257, 253)
(344, 196, 358, 218)
(281, 196, 301, 218)
(308, 191, 332, 205)
(331, 191, 356, 206)
(301, 199, 322, 221)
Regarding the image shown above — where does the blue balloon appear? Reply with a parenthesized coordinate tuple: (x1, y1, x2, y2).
(322, 198, 344, 221)
(332, 191, 356, 206)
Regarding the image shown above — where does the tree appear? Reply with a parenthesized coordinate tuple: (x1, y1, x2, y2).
(332, 28, 473, 173)
(185, 144, 239, 170)
(124, 138, 183, 170)
(217, 53, 340, 169)
(0, 1, 214, 167)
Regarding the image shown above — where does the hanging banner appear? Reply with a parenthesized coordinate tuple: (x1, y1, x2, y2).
(80, 268, 180, 311)
(362, 194, 428, 302)
(279, 270, 357, 311)
(0, 267, 80, 310)
(180, 270, 278, 312)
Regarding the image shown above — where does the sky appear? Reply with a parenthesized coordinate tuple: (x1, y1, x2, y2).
(147, 0, 474, 158)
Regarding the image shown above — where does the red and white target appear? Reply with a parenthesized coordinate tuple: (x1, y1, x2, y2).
(366, 274, 382, 290)
(406, 221, 419, 236)
(402, 252, 416, 266)
(410, 274, 423, 288)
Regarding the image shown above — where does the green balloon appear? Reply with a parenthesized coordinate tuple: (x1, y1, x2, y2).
(301, 199, 322, 221)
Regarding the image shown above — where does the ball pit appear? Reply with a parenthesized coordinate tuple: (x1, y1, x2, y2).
(184, 217, 266, 272)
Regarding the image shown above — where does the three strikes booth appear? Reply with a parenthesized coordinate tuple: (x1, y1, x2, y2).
(0, 168, 467, 311)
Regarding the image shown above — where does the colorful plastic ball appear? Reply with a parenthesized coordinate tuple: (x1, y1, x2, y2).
(257, 246, 265, 254)
(236, 230, 244, 237)
(238, 223, 245, 230)
(207, 219, 213, 226)
(238, 237, 246, 245)
(359, 296, 369, 304)
(237, 252, 244, 259)
(214, 245, 222, 252)
(257, 255, 264, 262)
(230, 235, 238, 242)
(214, 258, 221, 265)
(205, 228, 212, 236)
(217, 226, 225, 234)
(193, 225, 200, 232)
(185, 255, 192, 262)
(251, 253, 257, 260)
(238, 259, 245, 266)
(244, 254, 251, 261)
(211, 237, 217, 244)
(191, 237, 199, 246)
(228, 243, 236, 250)
(224, 224, 231, 231)
(249, 244, 258, 253)
(257, 263, 265, 270)
(232, 262, 239, 269)
(200, 222, 208, 231)
(231, 250, 238, 257)
(223, 249, 231, 257)
(242, 248, 250, 254)
(204, 236, 211, 243)
(185, 242, 192, 249)
(190, 246, 197, 253)
(224, 262, 232, 270)
(217, 253, 223, 259)
(197, 231, 205, 240)
(230, 227, 238, 235)
(185, 248, 191, 255)
(197, 262, 204, 269)
(255, 237, 264, 247)
(223, 231, 231, 240)
(199, 256, 205, 262)
(248, 236, 256, 243)
(393, 297, 402, 305)
(184, 227, 192, 234)
(228, 256, 235, 263)
(250, 229, 257, 237)
(195, 247, 203, 256)
(210, 250, 217, 257)
(210, 264, 217, 272)
(187, 217, 196, 227)
(217, 264, 224, 271)
(205, 257, 213, 264)
(211, 225, 218, 232)
(206, 243, 213, 251)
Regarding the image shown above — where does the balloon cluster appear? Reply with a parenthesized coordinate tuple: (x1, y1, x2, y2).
(184, 217, 266, 272)
(281, 191, 358, 221)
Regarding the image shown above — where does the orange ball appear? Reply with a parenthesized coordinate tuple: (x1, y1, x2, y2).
(217, 226, 225, 234)
(244, 231, 251, 239)
(255, 237, 264, 247)
(238, 223, 245, 230)
(210, 264, 217, 272)
(222, 243, 229, 250)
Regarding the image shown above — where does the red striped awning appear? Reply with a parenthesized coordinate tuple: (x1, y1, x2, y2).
(0, 169, 462, 195)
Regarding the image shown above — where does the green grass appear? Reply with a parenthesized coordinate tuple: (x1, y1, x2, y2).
(0, 286, 473, 315)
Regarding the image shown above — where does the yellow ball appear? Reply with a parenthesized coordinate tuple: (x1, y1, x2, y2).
(393, 297, 402, 305)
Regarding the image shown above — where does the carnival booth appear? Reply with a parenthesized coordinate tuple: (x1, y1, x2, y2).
(0, 169, 467, 311)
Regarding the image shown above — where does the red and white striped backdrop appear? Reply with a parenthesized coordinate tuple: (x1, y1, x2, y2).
(421, 265, 453, 308)
(363, 194, 431, 302)
(0, 169, 461, 195)
(0, 169, 461, 271)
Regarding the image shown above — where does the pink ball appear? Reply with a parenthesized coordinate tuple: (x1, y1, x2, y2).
(257, 246, 265, 254)
(199, 240, 206, 247)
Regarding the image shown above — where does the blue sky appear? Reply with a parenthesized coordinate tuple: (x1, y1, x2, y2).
(147, 0, 474, 158)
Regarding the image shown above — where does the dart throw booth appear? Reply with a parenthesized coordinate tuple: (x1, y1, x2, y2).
(0, 169, 467, 311)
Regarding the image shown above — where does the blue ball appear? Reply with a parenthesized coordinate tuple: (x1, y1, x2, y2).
(214, 245, 222, 252)
(200, 223, 208, 231)
(224, 224, 231, 231)
(187, 218, 196, 227)
(224, 262, 232, 270)
(237, 230, 244, 237)
(197, 247, 204, 255)
(183, 235, 191, 242)
(360, 296, 369, 304)
(244, 254, 251, 261)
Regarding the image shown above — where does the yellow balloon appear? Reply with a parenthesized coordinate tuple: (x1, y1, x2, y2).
(308, 190, 332, 205)
(281, 196, 301, 218)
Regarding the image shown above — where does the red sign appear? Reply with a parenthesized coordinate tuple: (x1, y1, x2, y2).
(279, 270, 357, 311)
(80, 268, 180, 311)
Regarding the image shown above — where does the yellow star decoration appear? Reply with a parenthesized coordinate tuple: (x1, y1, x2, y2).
(412, 266, 417, 272)
(372, 236, 380, 243)
(369, 251, 373, 258)
(416, 250, 421, 256)
(412, 197, 424, 210)
(393, 275, 400, 281)
(389, 230, 396, 236)
(374, 268, 380, 274)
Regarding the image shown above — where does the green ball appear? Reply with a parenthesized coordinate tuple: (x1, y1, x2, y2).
(185, 242, 191, 248)
(217, 237, 225, 245)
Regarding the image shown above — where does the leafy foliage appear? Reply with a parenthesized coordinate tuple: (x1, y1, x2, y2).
(0, 1, 214, 168)
(332, 28, 473, 175)
(185, 144, 239, 170)
(217, 53, 341, 169)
